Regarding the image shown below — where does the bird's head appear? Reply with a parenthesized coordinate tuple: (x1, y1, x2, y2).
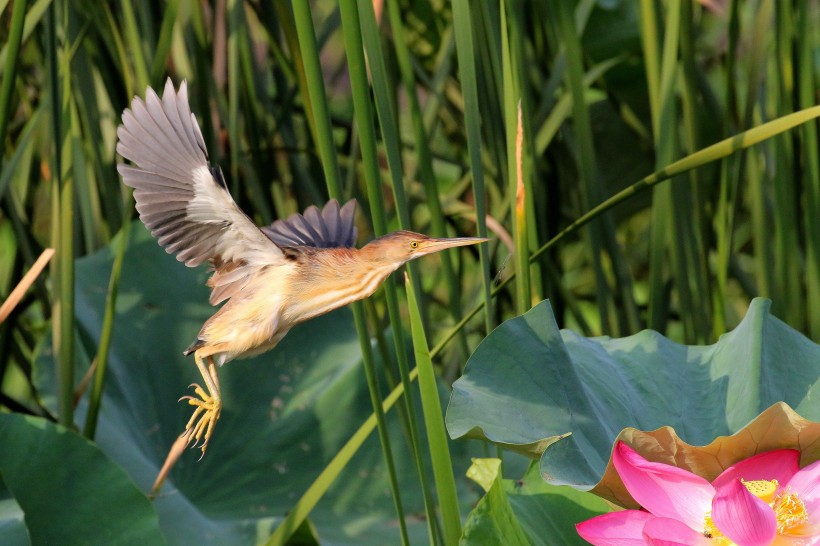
(365, 230, 488, 267)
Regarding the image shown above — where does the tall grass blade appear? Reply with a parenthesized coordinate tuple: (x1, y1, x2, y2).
(501, 2, 529, 314)
(341, 1, 440, 542)
(797, 0, 820, 338)
(83, 219, 131, 439)
(452, 0, 494, 333)
(772, 0, 801, 331)
(640, 0, 670, 332)
(0, 0, 48, 75)
(678, 0, 712, 343)
(148, 0, 180, 85)
(289, 3, 409, 543)
(549, 0, 639, 335)
(355, 0, 431, 324)
(745, 0, 775, 310)
(386, 0, 468, 362)
(404, 273, 462, 545)
(0, 108, 41, 202)
(120, 0, 150, 91)
(0, 0, 26, 151)
(46, 0, 75, 428)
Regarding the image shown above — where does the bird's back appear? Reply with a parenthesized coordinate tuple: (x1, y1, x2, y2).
(187, 209, 362, 365)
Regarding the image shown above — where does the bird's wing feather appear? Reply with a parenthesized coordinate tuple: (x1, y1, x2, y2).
(262, 199, 358, 248)
(117, 79, 284, 305)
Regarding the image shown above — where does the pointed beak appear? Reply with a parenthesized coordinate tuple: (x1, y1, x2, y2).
(416, 236, 489, 256)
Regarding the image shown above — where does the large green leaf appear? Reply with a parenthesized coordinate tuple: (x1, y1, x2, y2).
(446, 298, 820, 491)
(26, 223, 478, 545)
(0, 413, 166, 546)
(460, 458, 610, 546)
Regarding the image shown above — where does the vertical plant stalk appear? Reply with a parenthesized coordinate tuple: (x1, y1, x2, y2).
(350, 306, 410, 546)
(80, 0, 153, 438)
(148, 0, 180, 85)
(341, 1, 441, 543)
(678, 0, 712, 343)
(745, 0, 775, 307)
(658, 0, 705, 343)
(501, 1, 530, 314)
(404, 272, 462, 545)
(289, 2, 409, 544)
(797, 0, 820, 338)
(83, 219, 131, 438)
(226, 0, 241, 197)
(655, 0, 712, 343)
(121, 0, 150, 90)
(46, 0, 75, 428)
(290, 1, 339, 198)
(385, 0, 469, 363)
(452, 0, 494, 334)
(354, 0, 428, 321)
(505, 0, 543, 306)
(713, 0, 742, 336)
(771, 1, 801, 330)
(513, 103, 530, 313)
(639, 0, 669, 333)
(0, 0, 27, 150)
(229, 0, 273, 223)
(550, 0, 639, 335)
(0, 0, 31, 362)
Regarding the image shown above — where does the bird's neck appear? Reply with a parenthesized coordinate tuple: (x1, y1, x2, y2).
(284, 247, 401, 323)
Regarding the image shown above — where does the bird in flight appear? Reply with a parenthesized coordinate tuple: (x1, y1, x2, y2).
(116, 79, 487, 475)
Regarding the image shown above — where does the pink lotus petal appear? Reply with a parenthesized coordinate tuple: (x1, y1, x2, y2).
(576, 510, 652, 545)
(713, 449, 800, 490)
(712, 478, 777, 546)
(614, 442, 714, 530)
(642, 517, 712, 545)
(786, 458, 820, 504)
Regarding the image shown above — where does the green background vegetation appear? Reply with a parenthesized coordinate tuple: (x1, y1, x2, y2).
(0, 0, 818, 544)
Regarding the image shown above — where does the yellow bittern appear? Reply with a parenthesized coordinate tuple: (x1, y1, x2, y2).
(116, 79, 486, 461)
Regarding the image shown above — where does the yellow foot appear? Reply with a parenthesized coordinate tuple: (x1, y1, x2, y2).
(180, 383, 222, 456)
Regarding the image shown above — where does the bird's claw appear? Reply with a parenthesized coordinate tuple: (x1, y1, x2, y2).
(181, 383, 221, 456)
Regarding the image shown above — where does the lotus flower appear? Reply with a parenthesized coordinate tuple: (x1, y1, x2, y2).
(577, 441, 820, 545)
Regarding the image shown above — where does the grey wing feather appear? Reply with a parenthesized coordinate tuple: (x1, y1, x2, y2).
(263, 199, 358, 248)
(117, 78, 280, 270)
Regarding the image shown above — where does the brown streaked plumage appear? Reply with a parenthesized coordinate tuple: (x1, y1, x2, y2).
(116, 80, 487, 485)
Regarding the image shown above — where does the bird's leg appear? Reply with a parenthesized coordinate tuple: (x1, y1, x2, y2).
(181, 352, 222, 456)
(150, 353, 222, 495)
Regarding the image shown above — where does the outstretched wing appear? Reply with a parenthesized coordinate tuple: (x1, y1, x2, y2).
(262, 199, 358, 249)
(117, 79, 283, 305)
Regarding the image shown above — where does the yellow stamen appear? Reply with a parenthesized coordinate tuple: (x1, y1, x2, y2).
(774, 490, 808, 533)
(742, 478, 778, 503)
(702, 515, 733, 544)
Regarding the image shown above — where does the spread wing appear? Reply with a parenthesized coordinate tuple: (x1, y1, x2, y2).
(117, 79, 283, 305)
(262, 199, 357, 248)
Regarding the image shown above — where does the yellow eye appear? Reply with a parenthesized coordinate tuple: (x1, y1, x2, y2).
(410, 241, 419, 249)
